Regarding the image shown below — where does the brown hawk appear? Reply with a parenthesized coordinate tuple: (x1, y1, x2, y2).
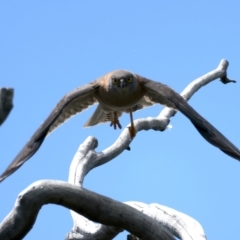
(1, 70, 239, 182)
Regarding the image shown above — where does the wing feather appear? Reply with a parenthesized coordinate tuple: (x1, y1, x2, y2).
(142, 77, 240, 161)
(131, 97, 155, 111)
(0, 81, 99, 182)
(48, 91, 97, 134)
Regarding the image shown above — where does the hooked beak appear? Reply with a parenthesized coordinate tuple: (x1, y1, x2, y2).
(119, 79, 126, 88)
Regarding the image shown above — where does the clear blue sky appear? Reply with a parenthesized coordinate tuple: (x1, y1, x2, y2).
(1, 1, 240, 239)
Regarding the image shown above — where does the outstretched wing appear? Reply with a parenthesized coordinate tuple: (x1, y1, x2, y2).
(140, 76, 240, 161)
(0, 81, 99, 182)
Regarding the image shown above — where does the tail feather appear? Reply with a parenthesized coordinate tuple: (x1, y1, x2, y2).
(84, 104, 123, 127)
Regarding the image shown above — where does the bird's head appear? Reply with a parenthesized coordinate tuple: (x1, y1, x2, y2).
(108, 70, 137, 92)
(96, 70, 144, 108)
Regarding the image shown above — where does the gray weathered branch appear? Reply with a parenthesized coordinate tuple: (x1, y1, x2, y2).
(0, 88, 14, 125)
(0, 180, 175, 240)
(0, 60, 233, 239)
(67, 137, 206, 240)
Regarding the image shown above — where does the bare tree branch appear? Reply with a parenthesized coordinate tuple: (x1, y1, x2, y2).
(0, 60, 234, 239)
(0, 180, 175, 240)
(67, 137, 206, 240)
(0, 88, 14, 125)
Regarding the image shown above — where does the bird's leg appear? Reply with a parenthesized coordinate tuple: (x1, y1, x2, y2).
(128, 108, 136, 139)
(110, 111, 122, 129)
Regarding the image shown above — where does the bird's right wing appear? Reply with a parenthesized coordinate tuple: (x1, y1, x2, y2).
(139, 76, 240, 161)
(0, 80, 99, 182)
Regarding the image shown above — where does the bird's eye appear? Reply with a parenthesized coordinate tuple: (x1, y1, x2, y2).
(127, 77, 132, 82)
(112, 78, 117, 84)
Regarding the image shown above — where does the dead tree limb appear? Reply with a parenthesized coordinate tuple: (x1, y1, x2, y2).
(0, 88, 14, 125)
(66, 137, 206, 240)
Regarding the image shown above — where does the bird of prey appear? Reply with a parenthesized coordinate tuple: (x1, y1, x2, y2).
(1, 70, 240, 182)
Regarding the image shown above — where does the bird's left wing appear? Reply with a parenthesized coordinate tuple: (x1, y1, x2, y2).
(139, 76, 240, 161)
(0, 80, 99, 182)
